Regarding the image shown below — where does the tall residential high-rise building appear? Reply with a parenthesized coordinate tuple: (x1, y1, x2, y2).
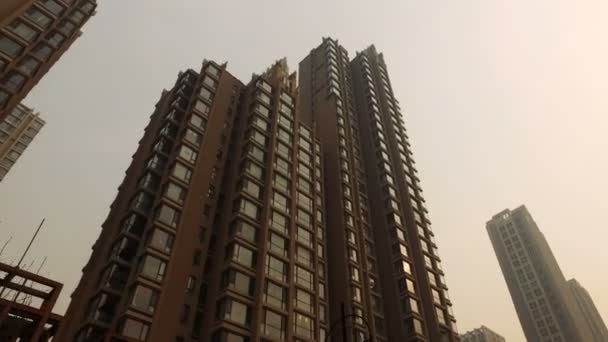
(299, 39, 458, 341)
(460, 326, 505, 342)
(0, 103, 44, 182)
(0, 0, 97, 121)
(487, 205, 597, 342)
(57, 38, 459, 342)
(567, 278, 608, 342)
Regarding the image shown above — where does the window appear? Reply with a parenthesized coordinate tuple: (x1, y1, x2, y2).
(8, 20, 39, 42)
(319, 282, 326, 299)
(190, 114, 206, 130)
(409, 298, 419, 314)
(2, 72, 26, 92)
(178, 144, 197, 163)
(262, 310, 285, 340)
(140, 255, 166, 282)
(24, 8, 52, 27)
(207, 64, 221, 77)
(275, 156, 291, 175)
(219, 299, 250, 326)
(266, 255, 287, 282)
(0, 90, 9, 106)
(254, 103, 270, 118)
(274, 173, 290, 192)
(244, 160, 263, 180)
(58, 20, 76, 36)
(295, 245, 312, 267)
(347, 247, 359, 263)
(277, 114, 293, 130)
(232, 220, 256, 243)
(80, 2, 95, 13)
(199, 87, 213, 101)
(40, 0, 65, 15)
(272, 191, 289, 213)
(413, 319, 424, 334)
(352, 286, 362, 302)
(295, 288, 313, 313)
(294, 313, 313, 339)
(222, 269, 254, 296)
(69, 10, 85, 24)
(281, 92, 294, 106)
(424, 255, 433, 269)
(16, 57, 41, 76)
(277, 127, 292, 144)
(432, 289, 441, 304)
(347, 230, 357, 244)
(203, 76, 217, 89)
(276, 141, 291, 160)
(294, 265, 313, 290)
(240, 179, 261, 199)
(401, 260, 411, 275)
(250, 129, 267, 146)
(229, 244, 254, 268)
(172, 163, 192, 184)
(165, 182, 186, 203)
(157, 204, 180, 227)
(436, 307, 446, 325)
(296, 226, 312, 248)
(268, 232, 288, 257)
(264, 281, 287, 309)
(148, 228, 174, 253)
(247, 144, 265, 162)
(120, 318, 149, 341)
(186, 276, 196, 293)
(237, 198, 259, 220)
(184, 128, 202, 146)
(299, 164, 312, 179)
(46, 32, 65, 48)
(258, 92, 271, 105)
(269, 210, 288, 234)
(130, 285, 158, 313)
(297, 209, 312, 228)
(194, 100, 210, 115)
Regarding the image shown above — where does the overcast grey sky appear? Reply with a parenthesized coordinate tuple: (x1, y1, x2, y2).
(1, 1, 607, 340)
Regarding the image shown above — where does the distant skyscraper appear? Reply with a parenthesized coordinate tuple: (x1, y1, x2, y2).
(460, 325, 505, 342)
(567, 278, 608, 342)
(57, 38, 459, 342)
(487, 205, 597, 342)
(0, 0, 97, 121)
(0, 103, 44, 182)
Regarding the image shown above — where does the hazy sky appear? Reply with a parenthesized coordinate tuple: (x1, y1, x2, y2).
(1, 1, 607, 341)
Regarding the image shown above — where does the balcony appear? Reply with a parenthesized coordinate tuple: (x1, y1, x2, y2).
(122, 213, 147, 238)
(110, 237, 139, 263)
(101, 263, 129, 292)
(88, 292, 120, 325)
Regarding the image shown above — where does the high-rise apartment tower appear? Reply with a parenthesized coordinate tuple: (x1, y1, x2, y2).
(0, 0, 97, 121)
(0, 102, 44, 182)
(57, 39, 459, 342)
(460, 325, 505, 342)
(298, 39, 458, 341)
(567, 279, 608, 342)
(487, 205, 599, 342)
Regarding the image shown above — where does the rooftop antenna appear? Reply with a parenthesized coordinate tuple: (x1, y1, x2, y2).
(0, 236, 12, 257)
(16, 218, 45, 269)
(21, 256, 47, 305)
(0, 218, 45, 299)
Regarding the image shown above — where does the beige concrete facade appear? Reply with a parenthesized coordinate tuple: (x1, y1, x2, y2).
(0, 102, 44, 182)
